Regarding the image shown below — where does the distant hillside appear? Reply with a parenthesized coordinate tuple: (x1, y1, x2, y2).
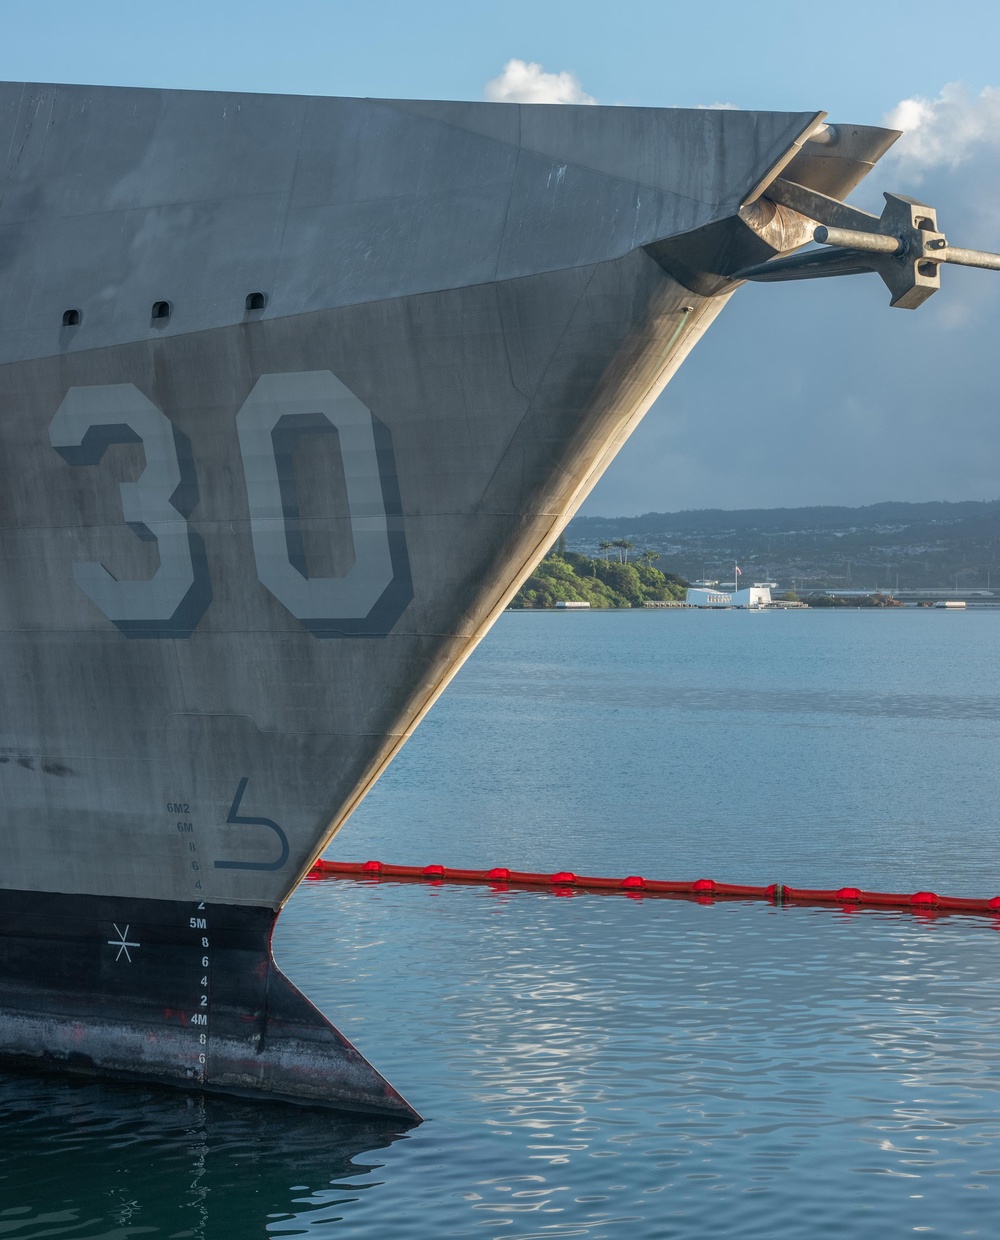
(566, 500, 1000, 591)
(511, 549, 688, 609)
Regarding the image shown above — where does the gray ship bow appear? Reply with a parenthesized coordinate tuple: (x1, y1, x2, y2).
(3, 85, 986, 1115)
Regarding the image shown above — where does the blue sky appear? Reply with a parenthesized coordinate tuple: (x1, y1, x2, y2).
(3, 0, 997, 118)
(3, 0, 999, 513)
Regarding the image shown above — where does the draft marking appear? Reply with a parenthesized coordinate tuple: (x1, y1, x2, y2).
(108, 924, 140, 962)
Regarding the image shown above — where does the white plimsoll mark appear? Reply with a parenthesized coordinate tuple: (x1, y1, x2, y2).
(108, 924, 140, 963)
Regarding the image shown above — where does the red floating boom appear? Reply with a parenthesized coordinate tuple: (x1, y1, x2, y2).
(307, 859, 1000, 918)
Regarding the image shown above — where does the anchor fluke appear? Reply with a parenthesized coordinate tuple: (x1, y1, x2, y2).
(733, 247, 878, 284)
(732, 177, 1000, 308)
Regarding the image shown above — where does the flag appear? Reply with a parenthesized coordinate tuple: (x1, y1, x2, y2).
(734, 565, 742, 576)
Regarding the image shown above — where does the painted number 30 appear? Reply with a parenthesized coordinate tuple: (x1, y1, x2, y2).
(49, 371, 412, 639)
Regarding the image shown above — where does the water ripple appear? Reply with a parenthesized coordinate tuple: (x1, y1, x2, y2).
(8, 613, 1000, 1236)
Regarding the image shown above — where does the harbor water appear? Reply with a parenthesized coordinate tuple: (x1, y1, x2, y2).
(3, 608, 1000, 1236)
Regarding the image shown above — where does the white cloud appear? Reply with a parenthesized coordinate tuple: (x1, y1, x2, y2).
(877, 81, 1000, 251)
(695, 101, 740, 111)
(484, 59, 596, 106)
(884, 82, 1000, 175)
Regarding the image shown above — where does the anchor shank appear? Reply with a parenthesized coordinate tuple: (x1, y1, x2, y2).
(744, 185, 1000, 307)
(936, 246, 1000, 272)
(766, 177, 879, 231)
(814, 225, 903, 255)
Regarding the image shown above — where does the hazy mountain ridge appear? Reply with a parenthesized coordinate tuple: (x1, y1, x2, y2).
(567, 500, 1000, 590)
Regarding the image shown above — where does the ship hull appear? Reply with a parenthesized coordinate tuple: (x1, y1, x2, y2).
(0, 82, 896, 1111)
(0, 888, 417, 1117)
(0, 255, 726, 907)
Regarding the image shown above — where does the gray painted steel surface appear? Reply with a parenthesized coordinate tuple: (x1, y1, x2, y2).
(0, 83, 897, 1107)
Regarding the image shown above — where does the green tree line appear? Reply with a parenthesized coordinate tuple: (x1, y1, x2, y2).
(512, 543, 689, 609)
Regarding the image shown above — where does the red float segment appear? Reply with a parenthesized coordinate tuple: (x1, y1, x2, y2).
(574, 874, 633, 890)
(306, 859, 1000, 918)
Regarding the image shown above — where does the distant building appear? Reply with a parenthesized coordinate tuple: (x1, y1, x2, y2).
(686, 583, 774, 609)
(555, 600, 590, 609)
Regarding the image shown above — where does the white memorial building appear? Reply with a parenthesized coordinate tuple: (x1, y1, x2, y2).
(685, 582, 775, 608)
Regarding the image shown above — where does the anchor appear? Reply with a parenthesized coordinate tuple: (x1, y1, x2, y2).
(733, 176, 1000, 309)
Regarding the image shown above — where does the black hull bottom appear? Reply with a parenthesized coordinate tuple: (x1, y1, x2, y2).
(0, 889, 418, 1120)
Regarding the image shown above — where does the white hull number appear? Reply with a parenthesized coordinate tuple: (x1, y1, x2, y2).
(49, 371, 412, 638)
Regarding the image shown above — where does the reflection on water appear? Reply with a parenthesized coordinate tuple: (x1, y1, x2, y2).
(5, 611, 1000, 1237)
(0, 1074, 409, 1236)
(271, 882, 1000, 1237)
(341, 610, 1000, 895)
(9, 886, 1000, 1237)
(469, 676, 1000, 722)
